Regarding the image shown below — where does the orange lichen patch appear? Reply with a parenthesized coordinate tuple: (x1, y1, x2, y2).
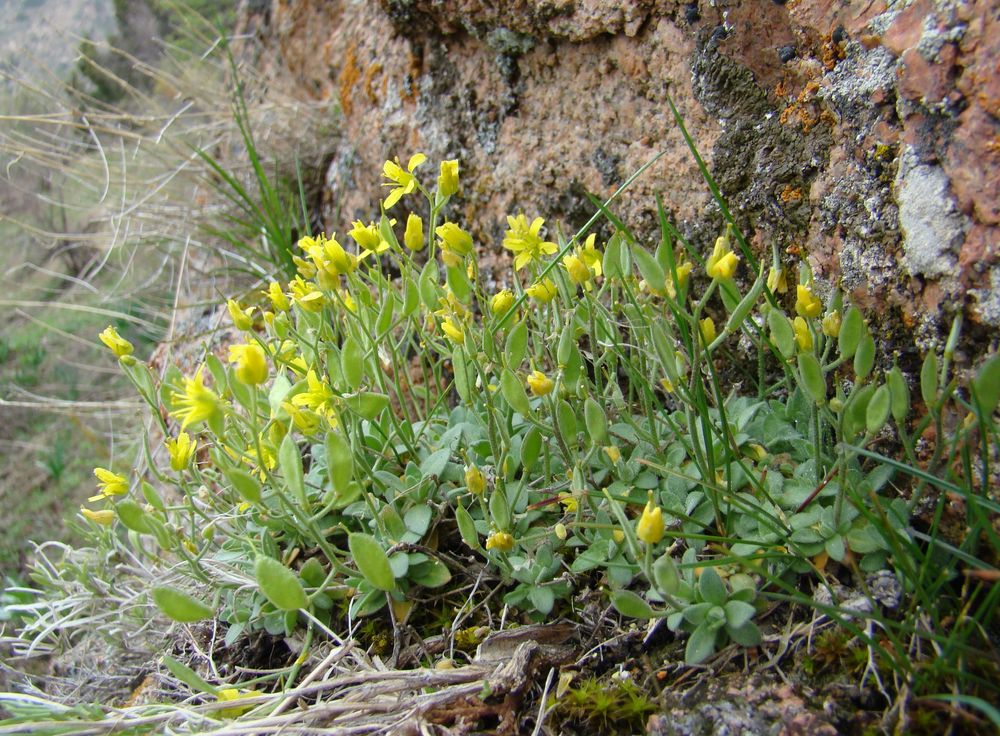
(821, 36, 847, 71)
(363, 62, 383, 103)
(780, 184, 803, 203)
(774, 80, 790, 98)
(338, 43, 360, 116)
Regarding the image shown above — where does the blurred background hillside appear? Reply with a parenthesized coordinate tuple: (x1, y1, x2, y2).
(0, 0, 241, 579)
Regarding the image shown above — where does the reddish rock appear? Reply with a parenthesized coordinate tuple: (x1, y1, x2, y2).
(237, 0, 1000, 341)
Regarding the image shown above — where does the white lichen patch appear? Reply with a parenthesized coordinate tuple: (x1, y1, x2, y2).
(893, 145, 967, 279)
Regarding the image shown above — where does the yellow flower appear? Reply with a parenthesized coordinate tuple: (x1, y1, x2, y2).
(579, 234, 603, 278)
(288, 276, 326, 312)
(228, 343, 269, 385)
(603, 445, 622, 463)
(485, 531, 515, 552)
(490, 289, 515, 316)
(98, 326, 133, 358)
(382, 153, 426, 209)
(767, 267, 788, 294)
(699, 316, 717, 344)
(526, 278, 558, 303)
(660, 377, 675, 393)
(705, 235, 740, 280)
(667, 258, 693, 299)
(80, 507, 115, 526)
(795, 284, 822, 318)
(559, 492, 579, 513)
(216, 687, 262, 718)
(171, 366, 222, 429)
(612, 529, 626, 544)
(266, 282, 290, 312)
(89, 467, 128, 501)
(166, 432, 195, 471)
(636, 492, 664, 544)
(526, 370, 554, 396)
(793, 316, 813, 351)
(291, 369, 338, 422)
(227, 299, 254, 331)
(349, 220, 388, 256)
(441, 318, 465, 344)
(503, 213, 558, 271)
(822, 310, 841, 338)
(562, 253, 591, 287)
(282, 401, 322, 435)
(303, 233, 357, 282)
(293, 254, 317, 279)
(435, 222, 473, 258)
(465, 464, 486, 495)
(404, 213, 425, 251)
(337, 289, 357, 314)
(438, 159, 459, 197)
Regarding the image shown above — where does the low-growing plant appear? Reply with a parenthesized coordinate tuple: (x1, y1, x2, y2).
(7, 107, 999, 731)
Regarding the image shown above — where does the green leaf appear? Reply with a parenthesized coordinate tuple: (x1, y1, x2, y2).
(652, 553, 680, 596)
(972, 354, 1000, 417)
(446, 264, 472, 304)
(698, 568, 727, 607)
(162, 655, 218, 695)
(723, 600, 756, 629)
(489, 486, 511, 530)
(838, 306, 864, 359)
(685, 623, 717, 664)
(798, 352, 826, 404)
(603, 234, 625, 281)
(887, 366, 910, 424)
(117, 500, 150, 534)
(584, 397, 608, 445)
(768, 309, 795, 359)
(505, 320, 528, 369)
(375, 292, 395, 336)
(632, 244, 665, 291)
(325, 431, 353, 490)
(725, 273, 764, 333)
(268, 373, 292, 416)
(141, 481, 165, 513)
(402, 276, 420, 316)
(404, 505, 432, 537)
(854, 335, 876, 381)
(344, 392, 389, 419)
(409, 559, 452, 588)
(420, 447, 451, 478)
(521, 427, 542, 472)
(299, 557, 325, 588)
(529, 585, 555, 615)
(920, 351, 939, 408)
(500, 368, 531, 415)
(348, 533, 396, 591)
(453, 347, 473, 403)
(341, 336, 364, 390)
(866, 384, 891, 435)
(611, 590, 655, 619)
(152, 586, 214, 623)
(727, 620, 762, 647)
(556, 399, 578, 448)
(255, 555, 309, 611)
(419, 259, 440, 310)
(279, 433, 306, 504)
(557, 321, 576, 368)
(225, 467, 261, 505)
(455, 503, 480, 550)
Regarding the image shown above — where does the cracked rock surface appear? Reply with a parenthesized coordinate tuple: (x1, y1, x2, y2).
(238, 0, 999, 361)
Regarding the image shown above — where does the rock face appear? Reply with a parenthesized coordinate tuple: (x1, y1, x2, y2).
(237, 0, 999, 357)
